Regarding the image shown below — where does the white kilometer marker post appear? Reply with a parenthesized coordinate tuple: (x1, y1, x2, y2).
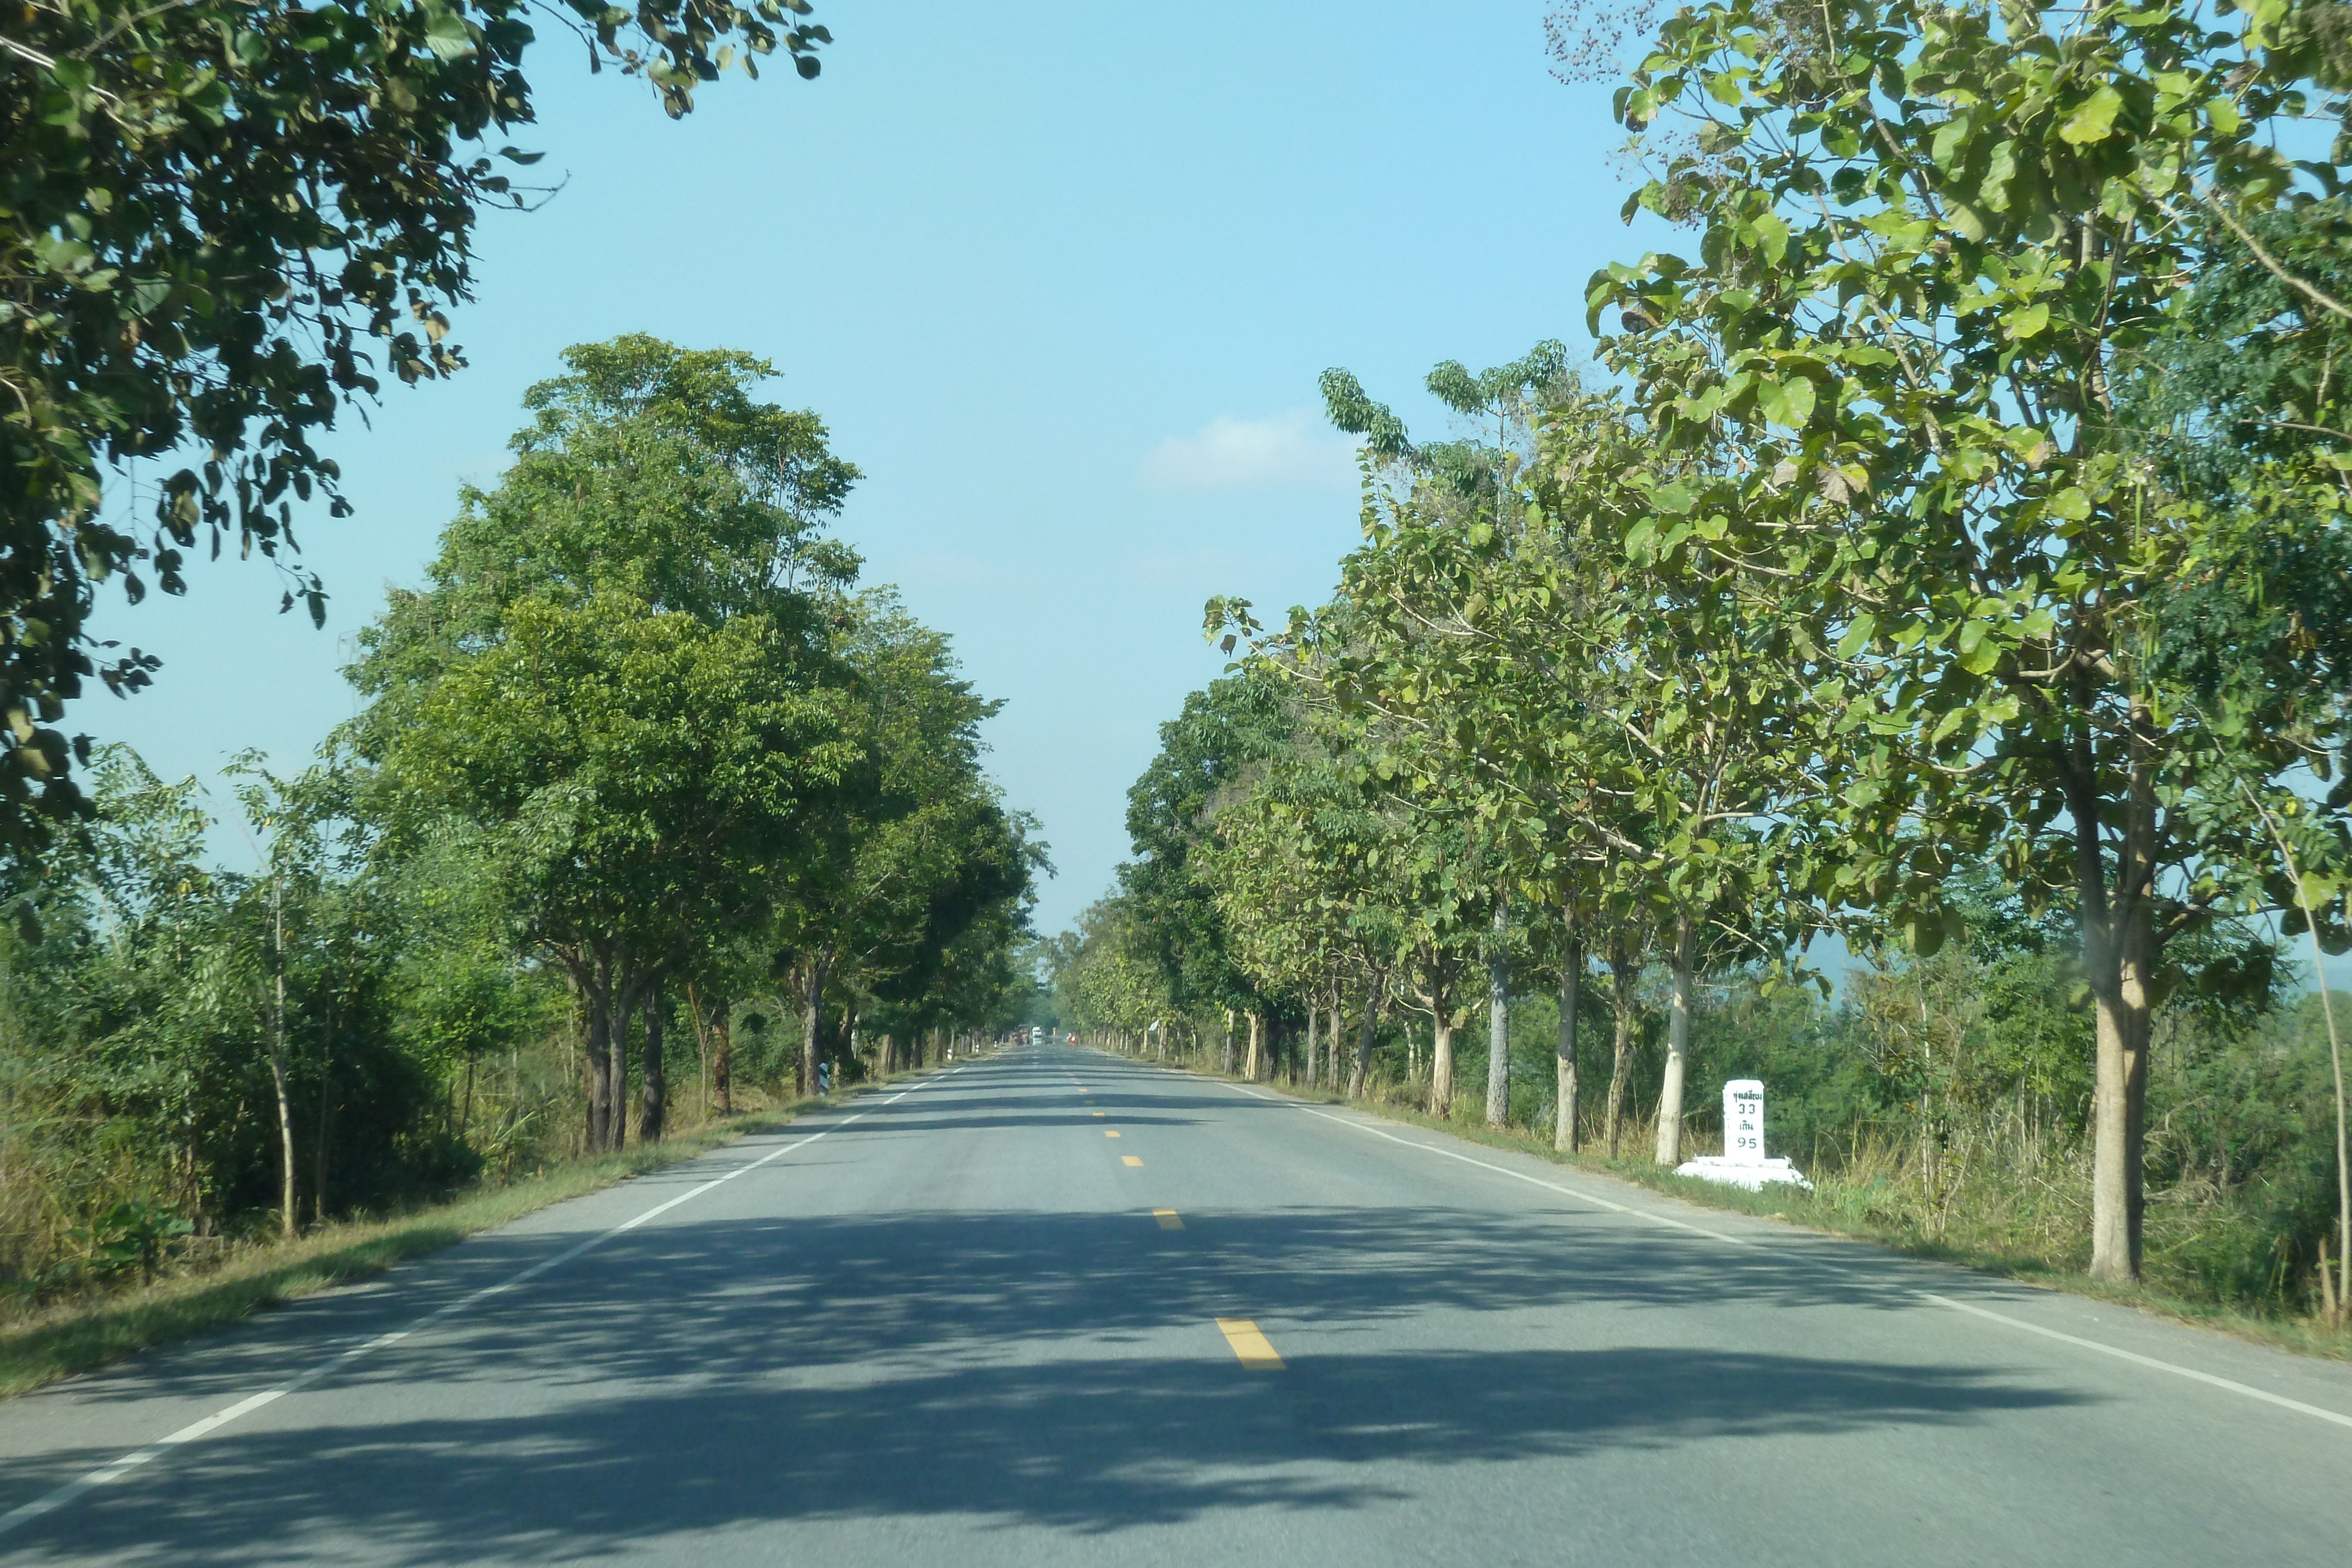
(1678, 1079, 1812, 1191)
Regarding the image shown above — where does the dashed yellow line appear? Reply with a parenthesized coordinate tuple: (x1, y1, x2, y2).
(1215, 1318, 1284, 1370)
(1154, 1209, 1184, 1231)
(1121, 1155, 1143, 1168)
(1104, 1129, 1121, 1138)
(1091, 1111, 1105, 1118)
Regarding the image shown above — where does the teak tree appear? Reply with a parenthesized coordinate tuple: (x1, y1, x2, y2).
(1587, 0, 2352, 1275)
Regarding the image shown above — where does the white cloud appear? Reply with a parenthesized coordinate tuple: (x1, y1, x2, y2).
(1140, 409, 1357, 492)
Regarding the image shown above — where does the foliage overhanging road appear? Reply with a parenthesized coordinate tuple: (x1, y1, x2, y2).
(2, 1042, 2348, 1566)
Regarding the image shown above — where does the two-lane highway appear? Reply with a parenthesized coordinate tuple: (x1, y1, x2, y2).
(4, 1044, 2351, 1565)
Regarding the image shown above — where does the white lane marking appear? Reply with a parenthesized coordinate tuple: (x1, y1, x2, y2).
(0, 1078, 944, 1542)
(1188, 1069, 2352, 1436)
(1292, 1105, 1756, 1246)
(1921, 1293, 2352, 1430)
(1208, 1066, 1745, 1243)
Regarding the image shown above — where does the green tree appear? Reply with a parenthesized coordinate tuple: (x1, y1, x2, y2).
(768, 591, 1039, 1097)
(345, 336, 859, 1150)
(2, 3, 833, 857)
(1581, 0, 2352, 1273)
(1119, 671, 1292, 1037)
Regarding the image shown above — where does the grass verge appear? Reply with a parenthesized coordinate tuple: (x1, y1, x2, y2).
(0, 1081, 888, 1402)
(1158, 1054, 2352, 1365)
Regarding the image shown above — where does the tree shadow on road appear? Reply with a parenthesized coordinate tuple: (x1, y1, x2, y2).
(9, 1201, 2094, 1563)
(18, 1342, 2083, 1563)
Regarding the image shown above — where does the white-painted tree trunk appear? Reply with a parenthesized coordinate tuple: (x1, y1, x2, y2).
(1653, 913, 1694, 1166)
(1556, 926, 1581, 1152)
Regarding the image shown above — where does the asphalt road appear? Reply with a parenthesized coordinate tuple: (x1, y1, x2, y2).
(5, 1042, 2352, 1566)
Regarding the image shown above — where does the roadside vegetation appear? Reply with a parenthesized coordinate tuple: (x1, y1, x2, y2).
(0, 1085, 850, 1399)
(1051, 0, 2352, 1341)
(1, 0, 1051, 1351)
(0, 336, 1043, 1337)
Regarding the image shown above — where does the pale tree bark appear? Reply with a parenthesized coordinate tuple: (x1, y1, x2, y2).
(1485, 897, 1511, 1126)
(1222, 1011, 1235, 1074)
(1430, 1010, 1455, 1118)
(1304, 1007, 1319, 1091)
(1245, 1011, 1263, 1080)
(1654, 912, 1695, 1165)
(1347, 988, 1378, 1098)
(1556, 922, 1582, 1153)
(2074, 701, 2157, 1283)
(1605, 938, 1638, 1158)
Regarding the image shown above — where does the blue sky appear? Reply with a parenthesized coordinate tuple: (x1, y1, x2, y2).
(82, 1, 1669, 937)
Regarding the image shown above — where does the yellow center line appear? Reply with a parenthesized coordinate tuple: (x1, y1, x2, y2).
(1215, 1318, 1284, 1370)
(1154, 1209, 1184, 1230)
(1121, 1155, 1144, 1167)
(1091, 1111, 1105, 1118)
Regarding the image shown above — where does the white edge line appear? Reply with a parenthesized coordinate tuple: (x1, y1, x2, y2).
(1194, 1068, 1752, 1246)
(1195, 1064, 2352, 1437)
(0, 1071, 956, 1542)
(1920, 1292, 2352, 1430)
(1292, 1105, 1756, 1246)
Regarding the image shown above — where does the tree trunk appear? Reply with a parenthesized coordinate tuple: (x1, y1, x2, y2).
(1304, 1007, 1319, 1091)
(1245, 1011, 1263, 1080)
(1431, 1013, 1455, 1118)
(1486, 897, 1511, 1126)
(2077, 708, 2158, 1285)
(800, 952, 831, 1098)
(584, 965, 613, 1153)
(1557, 925, 1582, 1153)
(612, 987, 633, 1151)
(1655, 913, 1694, 1165)
(268, 1008, 298, 1241)
(269, 876, 297, 1240)
(713, 1010, 733, 1115)
(1348, 991, 1377, 1098)
(640, 978, 668, 1145)
(2088, 902, 2155, 1282)
(1605, 939, 1637, 1158)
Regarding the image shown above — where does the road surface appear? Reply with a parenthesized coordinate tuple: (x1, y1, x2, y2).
(4, 1043, 2350, 1565)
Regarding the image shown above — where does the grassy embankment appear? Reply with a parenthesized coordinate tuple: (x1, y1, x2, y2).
(1138, 1051, 2352, 1363)
(0, 1078, 901, 1402)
